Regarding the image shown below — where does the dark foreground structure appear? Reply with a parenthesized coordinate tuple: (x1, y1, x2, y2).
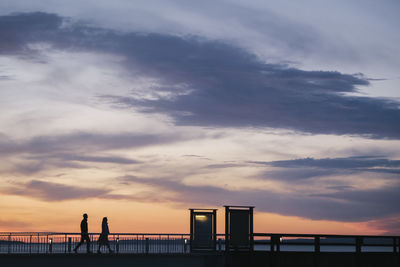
(1, 251, 399, 267)
(1, 207, 399, 266)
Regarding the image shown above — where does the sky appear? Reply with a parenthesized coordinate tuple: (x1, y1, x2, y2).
(0, 0, 399, 235)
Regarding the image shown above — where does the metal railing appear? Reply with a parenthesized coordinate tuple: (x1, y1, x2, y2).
(252, 233, 400, 253)
(1, 232, 399, 255)
(0, 233, 190, 254)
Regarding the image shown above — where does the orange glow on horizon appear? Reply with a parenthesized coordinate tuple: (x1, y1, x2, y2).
(0, 195, 387, 236)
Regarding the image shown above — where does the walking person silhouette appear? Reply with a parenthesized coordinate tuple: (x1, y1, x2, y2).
(97, 217, 113, 254)
(73, 213, 92, 253)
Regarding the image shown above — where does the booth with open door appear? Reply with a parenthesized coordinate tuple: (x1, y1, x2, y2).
(189, 208, 217, 252)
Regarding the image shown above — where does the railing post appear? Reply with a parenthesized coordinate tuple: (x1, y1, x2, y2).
(314, 236, 320, 267)
(213, 209, 217, 251)
(116, 236, 119, 254)
(90, 233, 93, 253)
(249, 207, 254, 252)
(159, 234, 161, 254)
(8, 234, 11, 254)
(394, 237, 397, 254)
(145, 237, 149, 254)
(270, 235, 274, 252)
(356, 237, 362, 254)
(396, 237, 399, 257)
(184, 237, 188, 253)
(397, 237, 400, 267)
(277, 236, 281, 252)
(29, 235, 32, 254)
(225, 206, 229, 253)
(395, 237, 400, 267)
(218, 238, 222, 251)
(49, 237, 53, 253)
(68, 237, 71, 253)
(270, 235, 279, 267)
(356, 237, 362, 267)
(314, 236, 320, 253)
(167, 235, 170, 253)
(190, 209, 194, 253)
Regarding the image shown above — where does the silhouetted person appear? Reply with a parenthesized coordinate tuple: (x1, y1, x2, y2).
(73, 213, 91, 253)
(97, 217, 113, 253)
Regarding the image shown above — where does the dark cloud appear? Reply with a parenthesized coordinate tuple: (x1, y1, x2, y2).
(2, 180, 110, 201)
(8, 160, 85, 175)
(203, 163, 242, 169)
(264, 156, 400, 170)
(0, 180, 155, 202)
(118, 175, 400, 222)
(5, 153, 140, 175)
(30, 154, 141, 165)
(1, 12, 399, 139)
(182, 155, 211, 160)
(0, 12, 62, 54)
(0, 75, 13, 80)
(326, 185, 355, 191)
(311, 187, 400, 219)
(260, 167, 344, 181)
(0, 131, 184, 156)
(0, 219, 31, 228)
(101, 192, 167, 203)
(367, 216, 400, 235)
(0, 131, 185, 174)
(252, 156, 400, 181)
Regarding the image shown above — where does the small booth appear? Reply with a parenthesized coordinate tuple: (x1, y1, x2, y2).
(224, 205, 254, 252)
(189, 208, 217, 252)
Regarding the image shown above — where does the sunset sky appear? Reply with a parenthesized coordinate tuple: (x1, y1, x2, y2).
(0, 1, 399, 235)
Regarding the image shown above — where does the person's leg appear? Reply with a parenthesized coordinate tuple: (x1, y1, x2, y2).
(98, 239, 104, 253)
(73, 241, 82, 252)
(106, 241, 113, 253)
(74, 235, 84, 252)
(84, 234, 91, 253)
(102, 236, 112, 253)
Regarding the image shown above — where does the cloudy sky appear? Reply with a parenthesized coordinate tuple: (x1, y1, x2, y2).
(0, 0, 399, 235)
